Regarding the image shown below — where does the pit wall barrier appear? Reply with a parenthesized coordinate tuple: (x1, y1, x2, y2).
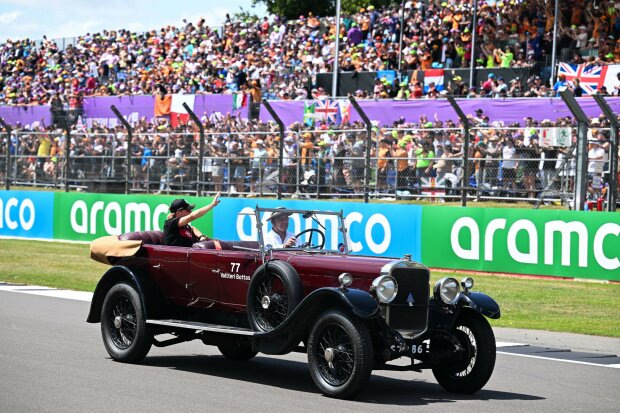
(0, 190, 617, 282)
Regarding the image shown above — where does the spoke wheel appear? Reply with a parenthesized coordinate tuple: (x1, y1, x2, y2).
(101, 283, 153, 363)
(253, 273, 289, 331)
(431, 309, 496, 394)
(108, 296, 137, 349)
(247, 261, 303, 332)
(308, 310, 373, 399)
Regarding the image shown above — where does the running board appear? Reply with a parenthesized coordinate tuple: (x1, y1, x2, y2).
(147, 319, 257, 336)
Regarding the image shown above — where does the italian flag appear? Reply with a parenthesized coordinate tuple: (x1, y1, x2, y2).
(232, 92, 247, 111)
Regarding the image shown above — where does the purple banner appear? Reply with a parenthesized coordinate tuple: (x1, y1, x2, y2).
(260, 97, 620, 127)
(82, 95, 155, 127)
(193, 94, 249, 121)
(3, 96, 619, 129)
(0, 105, 51, 128)
(82, 94, 248, 127)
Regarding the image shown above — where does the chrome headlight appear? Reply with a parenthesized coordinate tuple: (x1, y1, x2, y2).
(461, 277, 474, 291)
(433, 277, 461, 305)
(371, 275, 398, 303)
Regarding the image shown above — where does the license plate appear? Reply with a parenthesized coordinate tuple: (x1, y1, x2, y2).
(411, 343, 428, 355)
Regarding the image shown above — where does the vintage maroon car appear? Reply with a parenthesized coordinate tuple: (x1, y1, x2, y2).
(87, 207, 500, 399)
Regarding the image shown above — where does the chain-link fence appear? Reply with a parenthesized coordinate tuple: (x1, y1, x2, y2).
(0, 121, 617, 210)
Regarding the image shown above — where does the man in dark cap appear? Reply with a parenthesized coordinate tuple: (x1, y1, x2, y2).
(163, 192, 221, 247)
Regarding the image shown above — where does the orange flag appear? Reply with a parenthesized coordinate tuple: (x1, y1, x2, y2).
(154, 95, 172, 117)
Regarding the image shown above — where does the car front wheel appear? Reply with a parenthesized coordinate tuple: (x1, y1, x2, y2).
(247, 260, 303, 332)
(101, 282, 153, 363)
(307, 310, 373, 399)
(431, 309, 496, 393)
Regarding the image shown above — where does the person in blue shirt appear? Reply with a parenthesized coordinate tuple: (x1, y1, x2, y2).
(553, 73, 569, 96)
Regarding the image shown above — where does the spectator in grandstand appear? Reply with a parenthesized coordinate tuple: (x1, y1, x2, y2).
(553, 74, 570, 96)
(501, 136, 518, 192)
(481, 73, 495, 97)
(444, 75, 464, 96)
(508, 77, 523, 97)
(515, 133, 541, 200)
(587, 138, 607, 198)
(375, 138, 391, 192)
(570, 78, 585, 97)
(492, 77, 509, 98)
(250, 139, 268, 194)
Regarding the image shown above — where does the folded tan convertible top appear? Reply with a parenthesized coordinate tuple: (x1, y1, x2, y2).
(90, 236, 143, 265)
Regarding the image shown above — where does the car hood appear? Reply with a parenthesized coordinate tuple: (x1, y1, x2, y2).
(274, 252, 402, 283)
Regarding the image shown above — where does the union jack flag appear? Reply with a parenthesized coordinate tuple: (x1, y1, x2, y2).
(420, 176, 445, 201)
(314, 99, 340, 124)
(557, 63, 608, 95)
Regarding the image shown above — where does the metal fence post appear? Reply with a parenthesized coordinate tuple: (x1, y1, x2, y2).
(261, 100, 284, 200)
(111, 105, 133, 195)
(592, 94, 618, 212)
(348, 97, 372, 203)
(64, 126, 71, 192)
(559, 91, 589, 211)
(0, 118, 11, 190)
(446, 96, 472, 207)
(183, 102, 205, 196)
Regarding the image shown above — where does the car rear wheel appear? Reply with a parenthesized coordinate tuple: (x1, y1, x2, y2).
(307, 310, 373, 399)
(247, 260, 303, 332)
(218, 343, 258, 361)
(431, 309, 496, 393)
(101, 283, 153, 363)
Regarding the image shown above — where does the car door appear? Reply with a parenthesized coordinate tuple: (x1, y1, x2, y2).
(212, 250, 261, 312)
(187, 247, 223, 308)
(150, 246, 192, 306)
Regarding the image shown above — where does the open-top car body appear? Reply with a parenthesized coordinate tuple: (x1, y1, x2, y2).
(87, 206, 501, 398)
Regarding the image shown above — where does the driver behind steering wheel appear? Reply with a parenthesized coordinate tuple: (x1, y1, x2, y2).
(264, 207, 301, 248)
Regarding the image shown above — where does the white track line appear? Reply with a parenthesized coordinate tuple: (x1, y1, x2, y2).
(497, 351, 620, 369)
(0, 284, 93, 302)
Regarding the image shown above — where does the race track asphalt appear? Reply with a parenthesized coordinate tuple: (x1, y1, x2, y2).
(0, 289, 618, 412)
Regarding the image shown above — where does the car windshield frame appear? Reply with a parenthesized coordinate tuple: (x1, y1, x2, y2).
(251, 206, 350, 255)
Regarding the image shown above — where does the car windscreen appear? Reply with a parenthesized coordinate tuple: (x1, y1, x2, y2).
(257, 210, 348, 253)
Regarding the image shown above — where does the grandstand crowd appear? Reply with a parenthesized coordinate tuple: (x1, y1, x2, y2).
(1, 0, 620, 106)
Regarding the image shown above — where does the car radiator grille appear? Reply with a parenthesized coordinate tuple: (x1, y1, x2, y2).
(384, 267, 430, 337)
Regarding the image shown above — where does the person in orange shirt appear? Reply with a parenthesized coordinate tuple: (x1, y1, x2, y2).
(393, 140, 410, 190)
(376, 138, 391, 191)
(300, 132, 315, 171)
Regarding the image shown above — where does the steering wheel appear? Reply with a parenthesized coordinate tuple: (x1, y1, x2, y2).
(295, 228, 325, 249)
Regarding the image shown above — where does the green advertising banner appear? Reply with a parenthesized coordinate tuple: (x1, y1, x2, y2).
(53, 193, 216, 242)
(421, 207, 620, 281)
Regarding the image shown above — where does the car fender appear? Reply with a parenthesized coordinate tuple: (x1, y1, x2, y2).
(460, 291, 501, 319)
(86, 265, 154, 323)
(276, 287, 380, 330)
(253, 287, 379, 354)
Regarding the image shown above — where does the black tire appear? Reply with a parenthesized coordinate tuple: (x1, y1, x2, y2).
(218, 343, 258, 361)
(101, 283, 153, 363)
(307, 310, 373, 399)
(247, 260, 303, 332)
(431, 310, 496, 394)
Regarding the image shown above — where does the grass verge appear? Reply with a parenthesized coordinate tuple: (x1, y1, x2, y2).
(1, 238, 618, 337)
